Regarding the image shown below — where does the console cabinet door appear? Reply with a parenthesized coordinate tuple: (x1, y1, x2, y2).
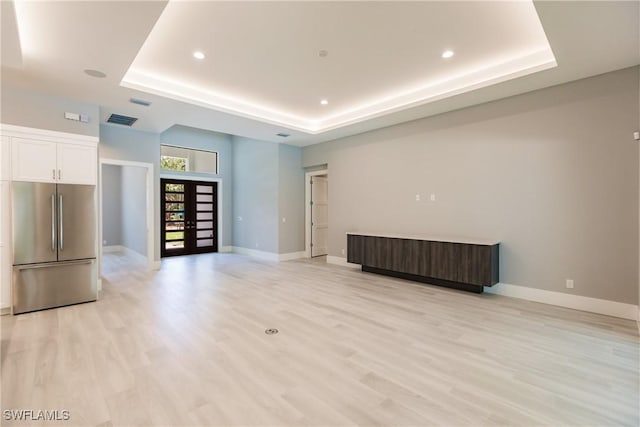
(11, 137, 57, 182)
(347, 234, 364, 264)
(57, 143, 97, 184)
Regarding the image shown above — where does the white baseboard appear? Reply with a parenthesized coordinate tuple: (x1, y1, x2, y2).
(326, 255, 361, 269)
(0, 306, 10, 316)
(323, 258, 638, 320)
(279, 251, 306, 261)
(486, 282, 639, 321)
(104, 245, 157, 270)
(232, 246, 279, 262)
(121, 246, 147, 264)
(103, 245, 146, 262)
(229, 247, 304, 262)
(220, 246, 233, 253)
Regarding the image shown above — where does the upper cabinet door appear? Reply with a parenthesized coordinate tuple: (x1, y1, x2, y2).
(56, 143, 97, 185)
(11, 137, 57, 182)
(0, 136, 10, 180)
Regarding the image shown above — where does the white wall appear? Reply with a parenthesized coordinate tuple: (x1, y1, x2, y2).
(303, 66, 639, 305)
(1, 86, 99, 137)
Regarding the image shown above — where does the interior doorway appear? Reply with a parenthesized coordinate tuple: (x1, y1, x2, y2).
(305, 170, 328, 258)
(161, 178, 218, 257)
(99, 159, 155, 287)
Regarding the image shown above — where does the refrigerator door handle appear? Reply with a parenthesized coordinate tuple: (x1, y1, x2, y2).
(51, 194, 56, 251)
(15, 259, 94, 270)
(59, 194, 64, 251)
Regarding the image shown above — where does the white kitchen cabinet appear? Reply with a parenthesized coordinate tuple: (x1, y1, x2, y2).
(57, 143, 97, 184)
(11, 137, 58, 182)
(0, 136, 10, 180)
(11, 137, 96, 184)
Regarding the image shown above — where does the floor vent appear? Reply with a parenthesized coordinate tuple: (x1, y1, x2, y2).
(107, 114, 138, 126)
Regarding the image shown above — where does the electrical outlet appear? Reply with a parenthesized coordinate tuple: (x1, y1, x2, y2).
(341, 248, 345, 255)
(430, 194, 436, 202)
(282, 217, 286, 223)
(566, 279, 574, 289)
(415, 194, 421, 202)
(103, 240, 107, 245)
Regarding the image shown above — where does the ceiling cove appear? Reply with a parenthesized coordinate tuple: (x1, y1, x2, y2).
(121, 0, 556, 135)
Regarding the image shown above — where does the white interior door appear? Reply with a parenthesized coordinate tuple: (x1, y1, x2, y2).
(311, 176, 328, 257)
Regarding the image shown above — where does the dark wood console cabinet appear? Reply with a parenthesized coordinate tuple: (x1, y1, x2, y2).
(347, 232, 499, 293)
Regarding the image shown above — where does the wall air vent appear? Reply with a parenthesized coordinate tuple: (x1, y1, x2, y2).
(130, 98, 152, 107)
(276, 132, 290, 138)
(107, 114, 138, 126)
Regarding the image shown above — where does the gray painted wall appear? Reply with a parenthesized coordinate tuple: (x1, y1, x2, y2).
(232, 136, 279, 253)
(278, 144, 305, 254)
(99, 125, 161, 261)
(102, 164, 122, 247)
(232, 137, 305, 255)
(303, 66, 639, 305)
(121, 165, 147, 257)
(1, 86, 99, 137)
(160, 125, 233, 248)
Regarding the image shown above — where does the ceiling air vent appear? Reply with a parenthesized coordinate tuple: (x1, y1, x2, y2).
(107, 114, 138, 126)
(130, 98, 152, 107)
(276, 132, 290, 138)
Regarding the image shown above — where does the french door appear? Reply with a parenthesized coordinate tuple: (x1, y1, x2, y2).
(161, 178, 218, 257)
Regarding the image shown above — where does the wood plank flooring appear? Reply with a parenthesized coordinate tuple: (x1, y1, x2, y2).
(1, 252, 638, 426)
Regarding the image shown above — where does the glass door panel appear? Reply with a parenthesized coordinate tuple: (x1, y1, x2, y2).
(161, 179, 217, 257)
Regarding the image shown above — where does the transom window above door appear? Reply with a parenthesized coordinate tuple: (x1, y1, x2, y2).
(160, 145, 218, 174)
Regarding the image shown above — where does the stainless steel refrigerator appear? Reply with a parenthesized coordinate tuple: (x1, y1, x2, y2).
(12, 181, 97, 314)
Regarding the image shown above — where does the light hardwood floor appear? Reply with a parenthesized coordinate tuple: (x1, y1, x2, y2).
(1, 252, 638, 426)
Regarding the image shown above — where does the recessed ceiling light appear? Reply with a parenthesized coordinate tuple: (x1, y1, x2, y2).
(441, 50, 454, 59)
(84, 69, 106, 78)
(193, 51, 205, 60)
(320, 99, 329, 105)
